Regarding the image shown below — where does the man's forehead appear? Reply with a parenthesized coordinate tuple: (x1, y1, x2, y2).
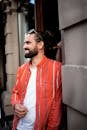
(24, 33, 35, 39)
(24, 33, 30, 38)
(24, 34, 36, 43)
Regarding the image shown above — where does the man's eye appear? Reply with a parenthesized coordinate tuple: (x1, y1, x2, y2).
(24, 41, 30, 44)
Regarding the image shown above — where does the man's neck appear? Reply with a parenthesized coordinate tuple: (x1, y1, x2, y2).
(31, 53, 44, 67)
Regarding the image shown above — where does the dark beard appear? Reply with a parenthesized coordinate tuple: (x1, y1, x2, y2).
(24, 48, 38, 58)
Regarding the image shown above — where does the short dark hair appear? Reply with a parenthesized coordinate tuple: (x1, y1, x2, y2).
(26, 29, 55, 49)
(26, 29, 44, 42)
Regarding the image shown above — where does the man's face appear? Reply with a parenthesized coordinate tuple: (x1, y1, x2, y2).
(23, 34, 38, 58)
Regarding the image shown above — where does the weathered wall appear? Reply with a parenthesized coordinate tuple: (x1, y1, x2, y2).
(58, 0, 87, 129)
(2, 1, 19, 116)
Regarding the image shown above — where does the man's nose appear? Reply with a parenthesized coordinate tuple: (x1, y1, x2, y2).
(23, 43, 26, 49)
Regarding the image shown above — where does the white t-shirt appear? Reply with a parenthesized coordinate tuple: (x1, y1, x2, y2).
(17, 66, 37, 130)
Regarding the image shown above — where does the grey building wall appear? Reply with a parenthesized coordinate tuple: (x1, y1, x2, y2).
(58, 0, 87, 130)
(2, 1, 19, 116)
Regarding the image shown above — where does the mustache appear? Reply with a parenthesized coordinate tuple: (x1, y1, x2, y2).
(25, 48, 30, 51)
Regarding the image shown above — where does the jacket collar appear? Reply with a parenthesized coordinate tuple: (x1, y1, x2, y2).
(28, 56, 48, 68)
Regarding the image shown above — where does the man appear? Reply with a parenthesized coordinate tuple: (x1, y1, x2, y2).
(11, 29, 62, 130)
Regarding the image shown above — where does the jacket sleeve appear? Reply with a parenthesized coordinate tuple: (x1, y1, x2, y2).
(11, 67, 21, 107)
(47, 62, 62, 130)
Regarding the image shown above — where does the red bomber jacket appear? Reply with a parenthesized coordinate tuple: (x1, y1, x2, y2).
(11, 56, 62, 130)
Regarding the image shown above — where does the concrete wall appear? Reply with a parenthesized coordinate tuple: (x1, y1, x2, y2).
(58, 0, 87, 130)
(0, 48, 4, 89)
(2, 1, 19, 116)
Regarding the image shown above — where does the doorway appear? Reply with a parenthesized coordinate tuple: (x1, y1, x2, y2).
(0, 2, 6, 91)
(43, 0, 61, 60)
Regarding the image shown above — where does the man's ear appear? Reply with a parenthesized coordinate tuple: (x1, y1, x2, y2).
(38, 41, 44, 49)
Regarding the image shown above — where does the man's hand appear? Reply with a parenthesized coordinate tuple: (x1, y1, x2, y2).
(14, 104, 28, 118)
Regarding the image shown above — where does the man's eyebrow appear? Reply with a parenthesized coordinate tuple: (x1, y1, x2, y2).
(24, 41, 30, 43)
